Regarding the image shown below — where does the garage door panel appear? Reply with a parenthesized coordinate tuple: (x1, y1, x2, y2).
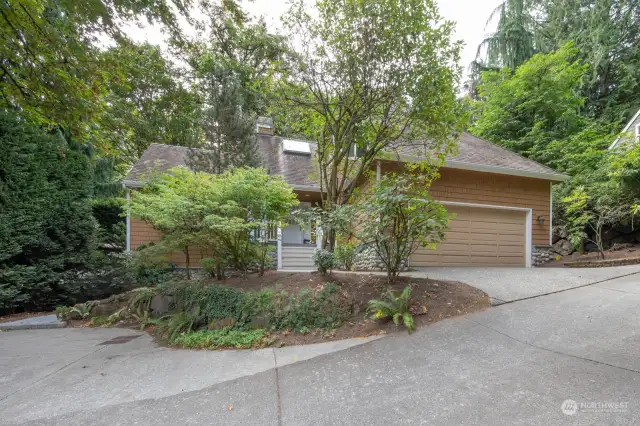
(411, 205, 526, 267)
(471, 244, 502, 253)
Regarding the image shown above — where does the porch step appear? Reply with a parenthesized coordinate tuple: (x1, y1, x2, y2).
(279, 266, 316, 272)
(281, 245, 316, 270)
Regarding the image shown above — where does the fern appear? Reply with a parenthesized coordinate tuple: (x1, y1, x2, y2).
(367, 285, 416, 334)
(160, 311, 198, 342)
(128, 287, 154, 316)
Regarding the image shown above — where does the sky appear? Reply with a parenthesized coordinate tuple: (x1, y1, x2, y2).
(125, 0, 503, 78)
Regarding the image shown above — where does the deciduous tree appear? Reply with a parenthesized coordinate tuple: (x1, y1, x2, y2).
(282, 0, 464, 249)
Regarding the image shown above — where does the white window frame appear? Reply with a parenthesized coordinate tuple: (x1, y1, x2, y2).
(635, 123, 640, 141)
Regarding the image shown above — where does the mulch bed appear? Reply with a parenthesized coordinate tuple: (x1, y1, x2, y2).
(59, 271, 489, 348)
(206, 271, 490, 346)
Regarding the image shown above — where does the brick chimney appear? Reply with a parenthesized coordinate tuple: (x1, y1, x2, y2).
(256, 116, 274, 135)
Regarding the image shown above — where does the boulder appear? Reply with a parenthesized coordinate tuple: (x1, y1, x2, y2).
(552, 226, 567, 242)
(552, 239, 573, 256)
(90, 289, 140, 316)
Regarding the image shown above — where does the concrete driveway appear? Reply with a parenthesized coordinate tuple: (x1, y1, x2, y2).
(1, 272, 639, 425)
(410, 264, 640, 303)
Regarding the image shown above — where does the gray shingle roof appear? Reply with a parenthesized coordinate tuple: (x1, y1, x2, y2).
(124, 133, 565, 187)
(394, 132, 561, 176)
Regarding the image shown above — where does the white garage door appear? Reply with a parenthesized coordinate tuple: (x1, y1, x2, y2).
(410, 205, 527, 267)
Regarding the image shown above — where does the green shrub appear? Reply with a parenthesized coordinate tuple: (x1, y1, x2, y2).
(239, 289, 275, 326)
(312, 249, 337, 274)
(89, 315, 113, 327)
(267, 283, 351, 332)
(167, 281, 245, 324)
(160, 311, 199, 342)
(128, 287, 154, 316)
(56, 302, 93, 320)
(367, 285, 416, 334)
(200, 257, 217, 278)
(334, 244, 356, 270)
(131, 243, 173, 286)
(0, 112, 97, 313)
(172, 327, 268, 349)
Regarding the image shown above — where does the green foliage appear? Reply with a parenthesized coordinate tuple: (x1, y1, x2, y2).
(266, 283, 352, 332)
(474, 0, 640, 122)
(562, 186, 630, 258)
(357, 173, 450, 284)
(99, 41, 203, 167)
(0, 112, 98, 312)
(292, 205, 357, 250)
(168, 281, 245, 324)
(172, 327, 268, 349)
(128, 288, 155, 316)
(334, 244, 356, 271)
(55, 302, 92, 320)
(475, 0, 541, 71)
(160, 311, 198, 342)
(131, 167, 298, 275)
(312, 249, 338, 275)
(472, 44, 589, 163)
(0, 0, 191, 148)
(282, 0, 464, 231)
(89, 315, 114, 327)
(367, 285, 416, 334)
(131, 244, 173, 285)
(200, 258, 217, 279)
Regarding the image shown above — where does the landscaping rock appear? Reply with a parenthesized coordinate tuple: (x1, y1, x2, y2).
(552, 226, 567, 242)
(150, 295, 173, 316)
(552, 239, 573, 256)
(249, 316, 269, 329)
(90, 288, 145, 316)
(210, 317, 236, 329)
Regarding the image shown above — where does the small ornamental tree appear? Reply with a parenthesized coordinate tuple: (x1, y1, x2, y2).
(562, 186, 628, 259)
(130, 167, 298, 278)
(357, 171, 450, 284)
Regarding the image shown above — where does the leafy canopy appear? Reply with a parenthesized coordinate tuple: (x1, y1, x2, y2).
(472, 44, 588, 164)
(282, 0, 464, 238)
(130, 167, 298, 272)
(357, 170, 450, 284)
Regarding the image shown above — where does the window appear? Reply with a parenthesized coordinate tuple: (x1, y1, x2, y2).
(283, 139, 311, 155)
(636, 123, 640, 141)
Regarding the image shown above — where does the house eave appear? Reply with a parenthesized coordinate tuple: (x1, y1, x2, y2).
(610, 108, 640, 150)
(123, 179, 324, 192)
(387, 154, 568, 182)
(443, 159, 569, 182)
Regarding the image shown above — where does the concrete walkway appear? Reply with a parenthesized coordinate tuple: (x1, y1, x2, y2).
(0, 328, 380, 423)
(0, 315, 65, 331)
(1, 272, 639, 425)
(408, 264, 640, 302)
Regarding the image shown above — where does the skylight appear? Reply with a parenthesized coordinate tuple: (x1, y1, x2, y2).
(283, 139, 311, 155)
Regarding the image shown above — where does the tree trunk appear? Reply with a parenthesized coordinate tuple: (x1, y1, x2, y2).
(184, 246, 191, 280)
(216, 261, 225, 280)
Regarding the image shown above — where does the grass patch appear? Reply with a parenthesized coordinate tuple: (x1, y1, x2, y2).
(172, 327, 270, 349)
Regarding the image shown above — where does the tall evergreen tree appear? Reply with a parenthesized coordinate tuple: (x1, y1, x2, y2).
(0, 112, 97, 312)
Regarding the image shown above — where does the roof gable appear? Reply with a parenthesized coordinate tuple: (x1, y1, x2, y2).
(610, 108, 640, 150)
